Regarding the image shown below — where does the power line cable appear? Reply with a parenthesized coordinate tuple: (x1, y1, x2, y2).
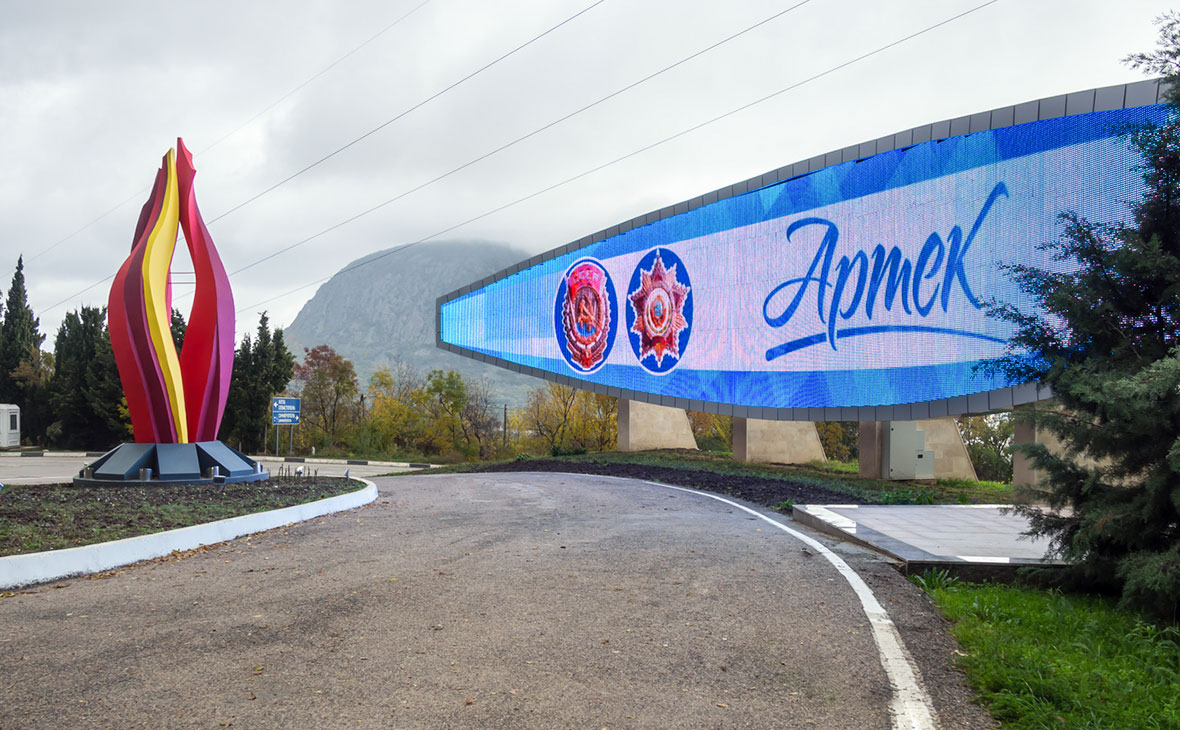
(223, 0, 814, 278)
(198, 0, 436, 157)
(26, 191, 148, 265)
(26, 0, 435, 270)
(39, 0, 607, 315)
(207, 0, 610, 226)
(237, 0, 1002, 316)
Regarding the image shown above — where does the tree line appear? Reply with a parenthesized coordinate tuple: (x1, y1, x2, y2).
(0, 258, 297, 452)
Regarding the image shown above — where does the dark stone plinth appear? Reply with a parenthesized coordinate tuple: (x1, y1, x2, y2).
(75, 441, 268, 486)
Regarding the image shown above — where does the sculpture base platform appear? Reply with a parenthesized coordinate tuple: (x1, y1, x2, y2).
(74, 441, 268, 486)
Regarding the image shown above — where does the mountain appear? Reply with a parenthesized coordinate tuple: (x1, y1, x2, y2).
(283, 239, 540, 408)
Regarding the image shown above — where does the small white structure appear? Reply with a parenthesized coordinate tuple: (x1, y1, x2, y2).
(884, 421, 936, 480)
(0, 404, 20, 448)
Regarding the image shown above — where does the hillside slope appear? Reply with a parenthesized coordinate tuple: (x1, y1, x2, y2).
(283, 239, 541, 407)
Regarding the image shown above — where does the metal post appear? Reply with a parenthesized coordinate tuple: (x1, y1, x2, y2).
(274, 425, 279, 456)
(503, 403, 508, 448)
(289, 425, 294, 455)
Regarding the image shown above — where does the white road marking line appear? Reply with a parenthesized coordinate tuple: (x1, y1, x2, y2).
(642, 480, 938, 730)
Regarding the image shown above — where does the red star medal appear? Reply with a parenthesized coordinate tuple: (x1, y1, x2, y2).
(628, 251, 689, 367)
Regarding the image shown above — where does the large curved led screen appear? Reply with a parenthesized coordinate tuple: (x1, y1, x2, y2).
(440, 103, 1166, 410)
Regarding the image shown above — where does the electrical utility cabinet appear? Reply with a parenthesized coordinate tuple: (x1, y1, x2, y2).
(0, 404, 20, 448)
(883, 420, 935, 480)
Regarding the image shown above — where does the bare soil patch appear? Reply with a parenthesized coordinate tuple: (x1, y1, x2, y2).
(473, 458, 862, 508)
(0, 477, 358, 557)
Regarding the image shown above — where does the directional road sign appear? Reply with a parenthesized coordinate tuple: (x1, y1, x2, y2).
(271, 397, 301, 426)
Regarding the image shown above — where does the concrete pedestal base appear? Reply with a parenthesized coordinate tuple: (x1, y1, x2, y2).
(733, 418, 826, 464)
(75, 441, 267, 486)
(858, 419, 977, 481)
(616, 399, 698, 452)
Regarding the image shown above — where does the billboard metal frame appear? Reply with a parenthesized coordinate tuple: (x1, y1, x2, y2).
(437, 80, 1166, 421)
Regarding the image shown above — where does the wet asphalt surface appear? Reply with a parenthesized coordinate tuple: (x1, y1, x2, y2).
(0, 472, 994, 729)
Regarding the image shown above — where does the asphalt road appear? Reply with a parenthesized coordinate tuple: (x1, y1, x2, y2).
(0, 472, 993, 729)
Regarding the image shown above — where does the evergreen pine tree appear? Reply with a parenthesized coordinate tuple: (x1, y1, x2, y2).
(50, 306, 128, 448)
(50, 308, 97, 447)
(250, 314, 276, 451)
(271, 327, 296, 394)
(86, 314, 131, 446)
(989, 15, 1180, 619)
(0, 256, 41, 405)
(220, 333, 255, 451)
(170, 307, 186, 351)
(216, 313, 296, 453)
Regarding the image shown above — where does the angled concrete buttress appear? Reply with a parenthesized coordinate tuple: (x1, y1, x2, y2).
(733, 418, 826, 464)
(617, 399, 698, 452)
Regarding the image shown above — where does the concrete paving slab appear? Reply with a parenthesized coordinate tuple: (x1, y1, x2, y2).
(792, 504, 1064, 574)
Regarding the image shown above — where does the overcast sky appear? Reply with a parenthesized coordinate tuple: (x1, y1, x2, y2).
(0, 0, 1168, 347)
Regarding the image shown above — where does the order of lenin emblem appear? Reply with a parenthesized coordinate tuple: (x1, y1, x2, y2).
(555, 258, 617, 373)
(627, 247, 692, 374)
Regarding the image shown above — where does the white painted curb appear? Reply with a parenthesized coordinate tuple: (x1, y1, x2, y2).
(0, 478, 378, 590)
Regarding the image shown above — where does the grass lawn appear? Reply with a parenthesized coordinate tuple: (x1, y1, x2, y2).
(413, 449, 1015, 505)
(917, 575, 1180, 729)
(0, 477, 362, 558)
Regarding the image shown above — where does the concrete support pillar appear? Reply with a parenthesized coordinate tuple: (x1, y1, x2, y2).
(1012, 407, 1038, 488)
(858, 421, 885, 479)
(733, 418, 826, 464)
(1011, 403, 1103, 487)
(616, 399, 698, 452)
(857, 418, 977, 481)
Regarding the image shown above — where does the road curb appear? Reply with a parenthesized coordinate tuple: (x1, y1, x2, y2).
(256, 455, 430, 468)
(0, 479, 378, 590)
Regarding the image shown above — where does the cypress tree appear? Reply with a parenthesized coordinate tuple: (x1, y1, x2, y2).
(170, 307, 186, 351)
(86, 314, 131, 446)
(271, 326, 296, 395)
(0, 256, 41, 405)
(220, 333, 255, 451)
(50, 306, 128, 449)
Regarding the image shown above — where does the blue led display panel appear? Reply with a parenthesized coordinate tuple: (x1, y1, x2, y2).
(440, 105, 1166, 410)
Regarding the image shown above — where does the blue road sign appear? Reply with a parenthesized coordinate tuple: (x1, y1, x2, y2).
(271, 397, 301, 426)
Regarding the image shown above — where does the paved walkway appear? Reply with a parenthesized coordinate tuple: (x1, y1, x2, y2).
(0, 472, 992, 729)
(793, 504, 1058, 573)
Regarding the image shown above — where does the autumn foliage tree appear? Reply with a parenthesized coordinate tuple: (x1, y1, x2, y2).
(518, 383, 616, 455)
(815, 422, 858, 463)
(362, 365, 503, 459)
(687, 411, 732, 452)
(293, 344, 359, 449)
(367, 364, 433, 454)
(955, 414, 1013, 483)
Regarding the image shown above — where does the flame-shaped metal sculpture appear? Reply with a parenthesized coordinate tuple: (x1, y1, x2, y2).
(77, 139, 264, 486)
(108, 138, 234, 444)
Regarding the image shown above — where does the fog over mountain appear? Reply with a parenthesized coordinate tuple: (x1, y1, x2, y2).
(283, 240, 540, 407)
